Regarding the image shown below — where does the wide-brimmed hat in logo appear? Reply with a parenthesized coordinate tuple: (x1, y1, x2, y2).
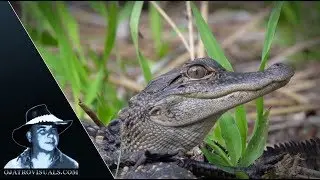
(12, 104, 73, 148)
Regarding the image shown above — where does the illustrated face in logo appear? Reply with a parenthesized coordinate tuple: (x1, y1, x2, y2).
(27, 124, 59, 152)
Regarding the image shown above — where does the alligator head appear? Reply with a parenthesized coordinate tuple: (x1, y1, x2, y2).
(118, 57, 294, 155)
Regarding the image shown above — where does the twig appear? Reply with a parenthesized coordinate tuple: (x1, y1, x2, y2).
(268, 37, 320, 65)
(136, 46, 187, 84)
(157, 7, 271, 76)
(276, 89, 309, 104)
(109, 74, 144, 92)
(155, 51, 191, 77)
(150, 1, 191, 53)
(268, 117, 313, 132)
(186, 1, 195, 60)
(286, 80, 316, 92)
(78, 100, 104, 127)
(197, 1, 208, 58)
(292, 68, 318, 81)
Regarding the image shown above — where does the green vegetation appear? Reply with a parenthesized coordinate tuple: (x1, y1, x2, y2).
(192, 1, 283, 172)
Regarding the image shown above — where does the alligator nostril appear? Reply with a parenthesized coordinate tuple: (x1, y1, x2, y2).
(178, 84, 185, 89)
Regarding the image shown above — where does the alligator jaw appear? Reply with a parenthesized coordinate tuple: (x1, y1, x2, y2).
(151, 62, 294, 127)
(181, 63, 294, 100)
(180, 78, 291, 116)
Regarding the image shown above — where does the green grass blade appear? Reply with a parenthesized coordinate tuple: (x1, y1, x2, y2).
(119, 1, 134, 22)
(37, 2, 63, 35)
(56, 38, 79, 92)
(56, 2, 88, 86)
(282, 1, 299, 25)
(102, 1, 119, 65)
(260, 1, 284, 71)
(89, 1, 107, 17)
(191, 2, 233, 71)
(36, 2, 85, 115)
(96, 93, 112, 125)
(56, 2, 82, 56)
(219, 113, 242, 166)
(20, 2, 57, 47)
(201, 144, 241, 174)
(55, 2, 88, 91)
(55, 2, 87, 63)
(25, 2, 56, 38)
(207, 122, 226, 147)
(37, 31, 58, 47)
(88, 1, 107, 68)
(60, 40, 81, 93)
(37, 46, 66, 87)
(84, 67, 104, 105)
(254, 97, 264, 134)
(149, 3, 163, 57)
(139, 51, 153, 82)
(130, 1, 152, 83)
(204, 139, 232, 166)
(235, 106, 248, 156)
(201, 146, 230, 167)
(255, 0, 283, 148)
(59, 37, 82, 115)
(238, 109, 270, 167)
(246, 1, 283, 167)
(99, 83, 125, 124)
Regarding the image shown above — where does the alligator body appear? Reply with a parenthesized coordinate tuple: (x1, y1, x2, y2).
(247, 137, 320, 179)
(80, 57, 298, 178)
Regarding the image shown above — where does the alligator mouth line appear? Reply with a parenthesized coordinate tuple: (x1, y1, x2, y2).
(178, 79, 290, 100)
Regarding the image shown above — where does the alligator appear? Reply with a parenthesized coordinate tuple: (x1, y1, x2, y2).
(78, 57, 320, 179)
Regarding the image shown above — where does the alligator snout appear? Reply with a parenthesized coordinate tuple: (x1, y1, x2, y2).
(265, 63, 295, 82)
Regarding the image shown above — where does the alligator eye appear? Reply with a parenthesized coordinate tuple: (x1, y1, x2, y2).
(187, 65, 208, 79)
(149, 106, 161, 116)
